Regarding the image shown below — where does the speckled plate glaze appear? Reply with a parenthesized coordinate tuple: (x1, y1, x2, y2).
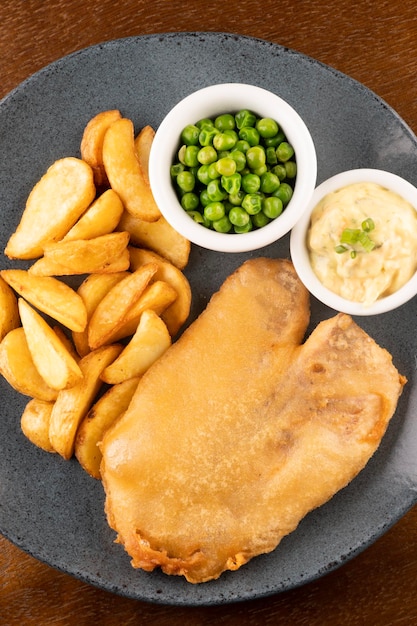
(1, 32, 417, 607)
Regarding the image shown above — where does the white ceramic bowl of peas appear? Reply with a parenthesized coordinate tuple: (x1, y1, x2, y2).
(148, 83, 317, 253)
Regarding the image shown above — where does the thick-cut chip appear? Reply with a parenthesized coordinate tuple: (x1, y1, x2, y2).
(80, 109, 122, 187)
(1, 269, 87, 332)
(0, 276, 20, 341)
(75, 376, 140, 479)
(62, 189, 124, 242)
(5, 157, 96, 260)
(129, 247, 191, 336)
(102, 118, 161, 222)
(29, 249, 130, 277)
(18, 299, 83, 391)
(73, 272, 128, 357)
(0, 327, 58, 401)
(88, 263, 158, 350)
(101, 280, 177, 344)
(101, 310, 171, 384)
(134, 125, 155, 183)
(52, 325, 80, 363)
(29, 232, 130, 276)
(49, 343, 122, 459)
(118, 211, 190, 269)
(21, 398, 55, 453)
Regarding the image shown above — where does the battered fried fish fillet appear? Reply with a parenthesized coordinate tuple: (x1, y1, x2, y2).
(100, 258, 405, 584)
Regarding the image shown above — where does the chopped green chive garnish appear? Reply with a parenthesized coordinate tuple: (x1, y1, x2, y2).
(335, 244, 348, 254)
(335, 217, 376, 256)
(361, 217, 375, 232)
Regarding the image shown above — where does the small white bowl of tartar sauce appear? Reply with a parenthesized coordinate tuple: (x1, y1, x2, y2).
(290, 168, 417, 315)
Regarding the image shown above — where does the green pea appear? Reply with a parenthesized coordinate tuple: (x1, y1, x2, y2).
(242, 173, 260, 194)
(221, 173, 241, 195)
(204, 201, 225, 221)
(181, 192, 200, 211)
(224, 129, 239, 142)
(176, 170, 195, 192)
(230, 150, 246, 172)
(187, 210, 204, 224)
(197, 145, 217, 165)
(196, 118, 214, 130)
(253, 165, 267, 177)
(284, 161, 297, 178)
(260, 172, 280, 194)
(242, 193, 263, 215)
(235, 109, 257, 130)
(234, 220, 253, 233)
(170, 163, 184, 177)
(252, 212, 271, 228)
(271, 164, 287, 181)
(266, 146, 278, 165)
(256, 118, 279, 138)
(199, 127, 219, 146)
(216, 157, 236, 177)
(262, 196, 283, 219)
(197, 164, 211, 186)
(200, 189, 211, 207)
(229, 206, 250, 227)
(181, 124, 200, 146)
(213, 215, 232, 233)
(264, 130, 286, 147)
(276, 141, 295, 162)
(228, 190, 245, 206)
(273, 182, 293, 205)
(246, 146, 266, 170)
(213, 132, 237, 151)
(183, 145, 200, 168)
(235, 139, 251, 153)
(214, 113, 235, 131)
(177, 144, 187, 164)
(239, 126, 260, 147)
(207, 179, 228, 202)
(207, 162, 221, 179)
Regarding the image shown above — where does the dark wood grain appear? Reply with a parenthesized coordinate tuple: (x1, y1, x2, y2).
(1, 1, 417, 624)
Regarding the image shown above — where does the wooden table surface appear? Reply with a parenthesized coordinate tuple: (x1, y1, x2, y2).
(1, 1, 417, 624)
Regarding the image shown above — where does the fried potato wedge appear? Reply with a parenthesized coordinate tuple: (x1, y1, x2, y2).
(102, 117, 161, 222)
(73, 272, 128, 357)
(29, 232, 130, 276)
(0, 327, 58, 401)
(5, 157, 96, 260)
(75, 376, 140, 478)
(62, 188, 124, 242)
(134, 125, 155, 183)
(52, 325, 80, 362)
(0, 276, 20, 341)
(49, 343, 122, 459)
(80, 109, 122, 187)
(102, 280, 178, 344)
(88, 263, 158, 350)
(129, 247, 191, 336)
(118, 211, 190, 269)
(101, 310, 171, 384)
(21, 398, 55, 453)
(29, 249, 130, 277)
(1, 269, 87, 332)
(18, 298, 83, 391)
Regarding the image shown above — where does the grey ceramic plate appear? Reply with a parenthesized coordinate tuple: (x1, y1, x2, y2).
(1, 32, 417, 607)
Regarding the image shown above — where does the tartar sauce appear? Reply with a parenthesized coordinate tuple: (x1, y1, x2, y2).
(308, 182, 417, 305)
